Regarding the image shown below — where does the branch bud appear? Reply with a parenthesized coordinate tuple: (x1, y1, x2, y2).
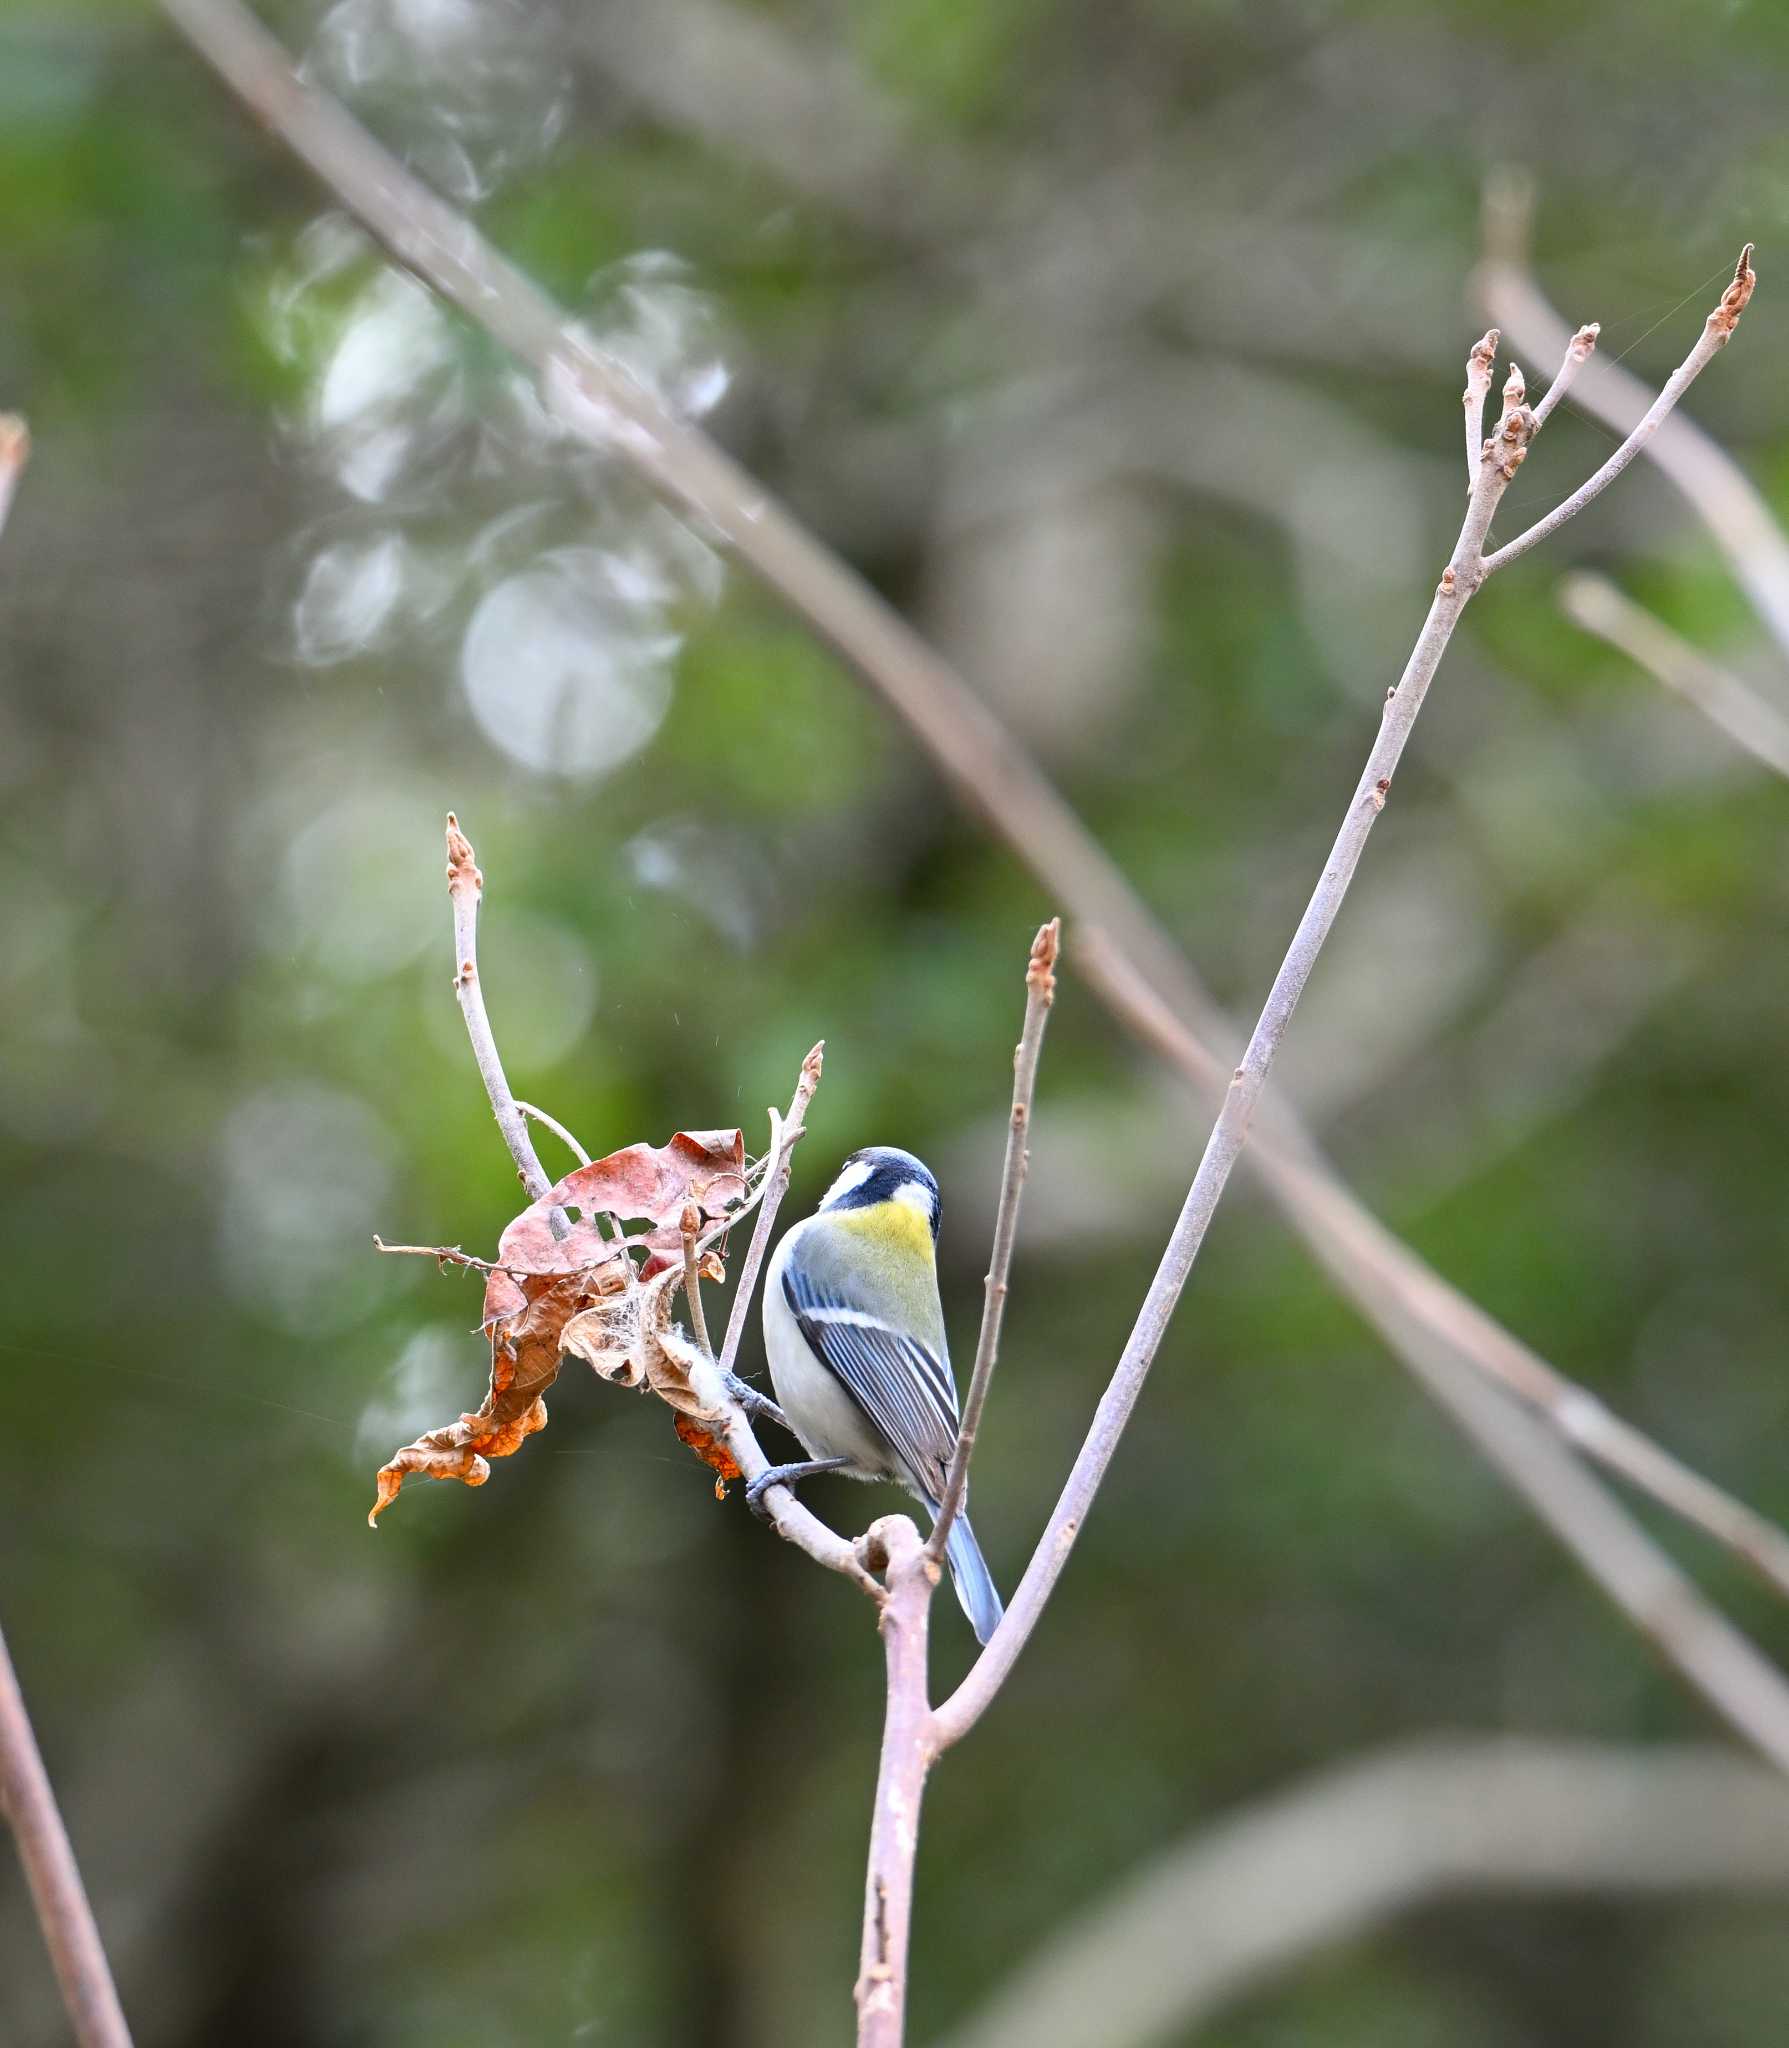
(1710, 242, 1757, 340)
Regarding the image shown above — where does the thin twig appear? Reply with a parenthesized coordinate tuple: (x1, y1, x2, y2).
(1529, 319, 1600, 431)
(159, 0, 1789, 1634)
(371, 1238, 502, 1273)
(1481, 176, 1789, 664)
(1560, 571, 1789, 782)
(1480, 246, 1755, 579)
(2, 1609, 135, 2048)
(701, 1049, 875, 1588)
(939, 1738, 1789, 2048)
(692, 1124, 781, 1261)
(515, 1100, 592, 1168)
(717, 1086, 814, 1381)
(444, 814, 568, 1242)
(927, 919, 1059, 1562)
(680, 1205, 717, 1362)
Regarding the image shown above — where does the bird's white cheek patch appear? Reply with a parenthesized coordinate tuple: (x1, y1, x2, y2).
(820, 1157, 876, 1208)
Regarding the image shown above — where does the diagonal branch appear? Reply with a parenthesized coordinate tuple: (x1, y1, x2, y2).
(939, 1738, 1789, 2048)
(1560, 571, 1789, 783)
(0, 1627, 135, 2048)
(927, 919, 1059, 1562)
(1076, 931, 1789, 1605)
(0, 423, 134, 2048)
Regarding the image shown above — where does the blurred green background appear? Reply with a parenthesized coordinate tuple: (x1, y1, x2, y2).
(5, 1, 1789, 2042)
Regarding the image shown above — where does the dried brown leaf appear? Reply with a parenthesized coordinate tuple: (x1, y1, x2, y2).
(369, 1261, 626, 1523)
(371, 1129, 746, 1522)
(559, 1261, 725, 1421)
(483, 1129, 747, 1319)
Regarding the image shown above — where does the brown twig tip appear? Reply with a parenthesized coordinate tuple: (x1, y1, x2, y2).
(444, 811, 482, 894)
(1713, 243, 1757, 336)
(1465, 328, 1499, 383)
(802, 1040, 825, 1081)
(1571, 322, 1601, 358)
(1502, 361, 1526, 408)
(1027, 917, 1062, 998)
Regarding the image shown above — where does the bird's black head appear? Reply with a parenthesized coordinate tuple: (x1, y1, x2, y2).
(818, 1146, 941, 1239)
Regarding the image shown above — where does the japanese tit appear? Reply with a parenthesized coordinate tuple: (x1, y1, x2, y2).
(760, 1146, 1003, 1643)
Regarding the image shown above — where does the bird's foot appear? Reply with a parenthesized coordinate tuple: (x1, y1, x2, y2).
(745, 1456, 852, 1522)
(724, 1371, 789, 1433)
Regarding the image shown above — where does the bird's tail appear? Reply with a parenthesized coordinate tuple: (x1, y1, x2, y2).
(941, 1512, 1003, 1645)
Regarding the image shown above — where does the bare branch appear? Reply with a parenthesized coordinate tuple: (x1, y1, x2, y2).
(444, 814, 566, 1239)
(716, 1056, 820, 1382)
(927, 919, 1059, 1562)
(2, 1616, 134, 2047)
(1481, 179, 1789, 663)
(1561, 571, 1789, 782)
(1077, 929, 1789, 1610)
(939, 1738, 1789, 2048)
(1402, 1315, 1789, 1777)
(1461, 327, 1498, 487)
(1480, 246, 1757, 579)
(515, 1100, 592, 1169)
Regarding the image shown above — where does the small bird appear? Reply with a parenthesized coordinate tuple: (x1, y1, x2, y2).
(757, 1146, 1003, 1643)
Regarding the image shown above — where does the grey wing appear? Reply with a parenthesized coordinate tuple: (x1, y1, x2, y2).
(782, 1261, 960, 1498)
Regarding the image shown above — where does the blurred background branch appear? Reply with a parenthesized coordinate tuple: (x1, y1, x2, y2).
(938, 1738, 1789, 2048)
(0, 423, 133, 2048)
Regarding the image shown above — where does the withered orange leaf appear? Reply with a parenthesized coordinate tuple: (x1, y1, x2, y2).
(674, 1414, 743, 1498)
(370, 1260, 627, 1523)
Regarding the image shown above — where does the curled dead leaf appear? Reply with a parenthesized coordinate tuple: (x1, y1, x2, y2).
(674, 1413, 743, 1498)
(559, 1261, 726, 1421)
(369, 1261, 626, 1523)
